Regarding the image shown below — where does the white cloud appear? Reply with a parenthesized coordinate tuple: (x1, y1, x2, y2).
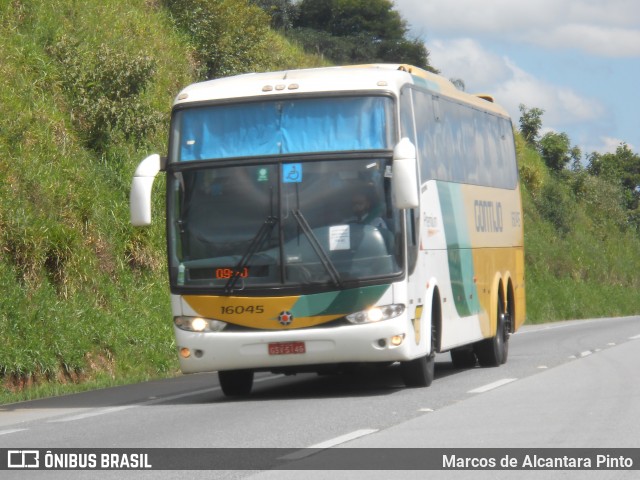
(429, 39, 511, 87)
(586, 136, 635, 154)
(394, 0, 640, 57)
(526, 24, 640, 57)
(429, 39, 604, 128)
(392, 0, 639, 153)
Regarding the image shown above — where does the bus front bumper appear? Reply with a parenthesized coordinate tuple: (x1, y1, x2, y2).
(174, 320, 417, 374)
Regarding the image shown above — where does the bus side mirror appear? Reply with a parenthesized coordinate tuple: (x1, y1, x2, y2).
(130, 154, 164, 226)
(391, 138, 419, 209)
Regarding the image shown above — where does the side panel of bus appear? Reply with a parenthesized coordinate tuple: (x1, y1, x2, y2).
(407, 182, 525, 353)
(401, 83, 525, 355)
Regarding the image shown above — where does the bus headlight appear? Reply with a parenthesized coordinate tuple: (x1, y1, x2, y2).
(174, 317, 227, 332)
(346, 304, 405, 324)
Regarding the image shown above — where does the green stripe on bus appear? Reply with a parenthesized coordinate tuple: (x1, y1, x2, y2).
(290, 284, 390, 318)
(438, 182, 480, 317)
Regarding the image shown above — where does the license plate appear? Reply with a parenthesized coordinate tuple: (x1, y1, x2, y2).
(268, 341, 306, 355)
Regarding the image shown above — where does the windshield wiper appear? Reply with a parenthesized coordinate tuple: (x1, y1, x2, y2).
(292, 209, 343, 288)
(224, 216, 278, 293)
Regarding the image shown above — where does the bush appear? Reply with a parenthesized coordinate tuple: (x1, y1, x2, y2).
(49, 36, 161, 152)
(165, 0, 274, 79)
(534, 177, 574, 235)
(570, 171, 627, 234)
(516, 133, 546, 196)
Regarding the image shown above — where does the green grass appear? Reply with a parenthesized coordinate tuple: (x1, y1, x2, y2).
(520, 139, 640, 323)
(0, 1, 182, 397)
(0, 0, 326, 404)
(1, 0, 639, 405)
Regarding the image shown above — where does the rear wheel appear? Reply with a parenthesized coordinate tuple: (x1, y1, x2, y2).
(475, 294, 509, 367)
(218, 369, 254, 397)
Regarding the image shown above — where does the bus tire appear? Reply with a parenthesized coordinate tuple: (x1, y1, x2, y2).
(218, 369, 254, 397)
(475, 295, 509, 367)
(401, 354, 435, 387)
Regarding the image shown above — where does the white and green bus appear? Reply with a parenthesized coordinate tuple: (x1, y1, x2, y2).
(130, 64, 525, 396)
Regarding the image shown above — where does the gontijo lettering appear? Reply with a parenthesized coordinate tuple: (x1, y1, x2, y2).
(474, 199, 503, 233)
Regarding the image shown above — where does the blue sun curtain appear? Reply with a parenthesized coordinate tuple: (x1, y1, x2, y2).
(177, 96, 392, 161)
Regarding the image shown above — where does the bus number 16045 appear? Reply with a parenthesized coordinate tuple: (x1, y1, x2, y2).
(220, 305, 265, 315)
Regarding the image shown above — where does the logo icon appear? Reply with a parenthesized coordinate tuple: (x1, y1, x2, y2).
(257, 168, 269, 182)
(8, 450, 40, 469)
(278, 311, 294, 326)
(282, 163, 302, 183)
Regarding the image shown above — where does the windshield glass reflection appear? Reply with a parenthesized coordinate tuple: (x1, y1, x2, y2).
(168, 158, 402, 291)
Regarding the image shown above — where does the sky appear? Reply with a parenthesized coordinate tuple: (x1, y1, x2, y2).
(393, 0, 640, 158)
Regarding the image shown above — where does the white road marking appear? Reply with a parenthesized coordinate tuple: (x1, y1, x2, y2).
(49, 375, 285, 423)
(48, 405, 136, 423)
(0, 428, 27, 436)
(579, 351, 593, 358)
(516, 321, 599, 335)
(516, 317, 639, 336)
(307, 429, 380, 449)
(468, 378, 517, 394)
(279, 429, 379, 460)
(629, 334, 640, 340)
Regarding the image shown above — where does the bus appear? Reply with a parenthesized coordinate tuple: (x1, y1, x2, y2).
(130, 64, 525, 396)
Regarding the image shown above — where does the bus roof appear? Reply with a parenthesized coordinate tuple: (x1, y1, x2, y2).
(174, 64, 510, 118)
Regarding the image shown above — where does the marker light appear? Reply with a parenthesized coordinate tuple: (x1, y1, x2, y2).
(346, 304, 405, 324)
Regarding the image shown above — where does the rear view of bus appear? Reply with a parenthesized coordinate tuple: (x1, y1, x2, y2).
(130, 64, 525, 396)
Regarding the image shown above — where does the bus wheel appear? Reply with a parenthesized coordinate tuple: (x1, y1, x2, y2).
(218, 369, 254, 397)
(475, 295, 509, 367)
(401, 354, 435, 387)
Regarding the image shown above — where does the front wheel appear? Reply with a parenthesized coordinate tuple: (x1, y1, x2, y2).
(401, 354, 435, 387)
(218, 369, 254, 397)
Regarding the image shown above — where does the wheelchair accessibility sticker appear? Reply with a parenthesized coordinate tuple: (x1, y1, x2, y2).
(283, 163, 302, 183)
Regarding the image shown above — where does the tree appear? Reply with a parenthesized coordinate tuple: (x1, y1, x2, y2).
(450, 78, 465, 91)
(587, 143, 640, 210)
(296, 0, 405, 39)
(292, 0, 436, 72)
(539, 131, 581, 173)
(518, 104, 544, 147)
(250, 0, 298, 31)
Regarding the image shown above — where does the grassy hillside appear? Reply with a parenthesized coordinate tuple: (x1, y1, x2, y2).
(0, 0, 324, 402)
(518, 135, 640, 321)
(1, 0, 639, 403)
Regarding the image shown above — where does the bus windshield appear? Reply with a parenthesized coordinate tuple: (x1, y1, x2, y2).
(168, 157, 402, 291)
(171, 96, 394, 161)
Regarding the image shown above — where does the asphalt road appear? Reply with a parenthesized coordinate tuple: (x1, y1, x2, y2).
(1, 316, 639, 479)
